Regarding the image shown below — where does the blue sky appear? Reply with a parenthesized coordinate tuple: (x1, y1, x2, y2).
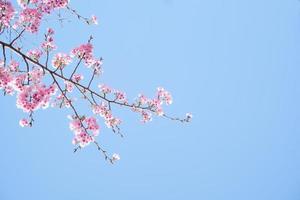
(1, 0, 300, 199)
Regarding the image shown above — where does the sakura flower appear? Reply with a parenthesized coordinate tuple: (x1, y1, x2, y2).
(89, 15, 98, 25)
(52, 53, 72, 69)
(17, 8, 42, 33)
(29, 68, 44, 83)
(157, 87, 173, 105)
(40, 0, 70, 13)
(72, 130, 95, 148)
(42, 28, 56, 51)
(137, 94, 148, 105)
(92, 103, 122, 128)
(0, 67, 13, 90)
(0, 1, 15, 27)
(16, 84, 56, 113)
(141, 111, 152, 123)
(84, 117, 100, 136)
(19, 118, 30, 127)
(27, 49, 43, 61)
(12, 74, 27, 92)
(92, 103, 108, 116)
(46, 28, 55, 35)
(71, 43, 94, 65)
(98, 84, 112, 94)
(64, 81, 74, 92)
(69, 116, 100, 147)
(72, 74, 83, 83)
(155, 107, 164, 116)
(114, 90, 126, 102)
(105, 117, 121, 128)
(112, 153, 120, 162)
(87, 58, 103, 75)
(53, 94, 72, 108)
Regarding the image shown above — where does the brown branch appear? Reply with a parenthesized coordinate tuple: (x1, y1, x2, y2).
(10, 28, 26, 45)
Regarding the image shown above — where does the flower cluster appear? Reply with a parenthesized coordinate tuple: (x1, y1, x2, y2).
(71, 43, 94, 65)
(71, 42, 102, 70)
(114, 90, 127, 103)
(98, 84, 112, 94)
(157, 87, 173, 105)
(89, 15, 98, 25)
(0, 0, 15, 27)
(12, 0, 70, 33)
(72, 74, 83, 82)
(69, 116, 100, 147)
(9, 60, 19, 72)
(64, 81, 74, 92)
(112, 153, 120, 162)
(19, 118, 30, 127)
(130, 88, 173, 122)
(42, 28, 56, 51)
(0, 66, 14, 94)
(29, 68, 44, 83)
(16, 84, 56, 112)
(92, 102, 122, 128)
(52, 53, 72, 69)
(27, 49, 43, 61)
(39, 0, 69, 13)
(17, 8, 42, 33)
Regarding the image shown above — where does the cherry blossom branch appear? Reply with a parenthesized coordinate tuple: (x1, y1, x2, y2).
(0, 0, 191, 163)
(0, 40, 187, 122)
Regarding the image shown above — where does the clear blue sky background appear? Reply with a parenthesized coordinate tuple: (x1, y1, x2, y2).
(1, 0, 300, 199)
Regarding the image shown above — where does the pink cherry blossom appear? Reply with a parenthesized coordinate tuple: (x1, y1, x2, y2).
(71, 43, 94, 65)
(141, 111, 152, 123)
(114, 90, 127, 102)
(69, 116, 100, 147)
(12, 74, 27, 92)
(157, 87, 173, 105)
(90, 15, 98, 25)
(0, 1, 15, 27)
(42, 28, 56, 51)
(0, 66, 13, 90)
(27, 49, 43, 61)
(39, 0, 69, 13)
(17, 8, 42, 33)
(29, 68, 44, 83)
(72, 74, 83, 83)
(52, 53, 72, 69)
(16, 84, 56, 112)
(87, 58, 103, 74)
(19, 118, 30, 127)
(112, 153, 120, 161)
(85, 116, 100, 136)
(136, 94, 149, 106)
(98, 84, 112, 94)
(64, 81, 74, 92)
(92, 103, 121, 128)
(72, 130, 95, 148)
